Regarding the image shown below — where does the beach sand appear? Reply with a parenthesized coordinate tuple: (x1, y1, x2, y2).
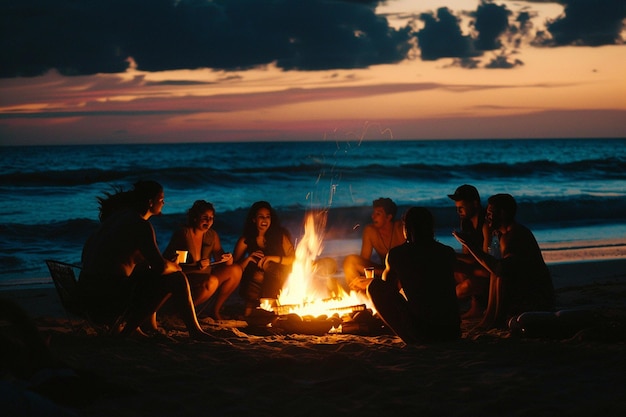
(2, 255, 626, 417)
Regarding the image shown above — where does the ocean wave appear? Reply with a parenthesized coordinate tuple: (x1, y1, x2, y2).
(4, 156, 624, 188)
(1, 195, 625, 283)
(3, 195, 623, 249)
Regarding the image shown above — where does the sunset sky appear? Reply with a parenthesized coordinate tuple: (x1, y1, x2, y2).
(1, 0, 625, 146)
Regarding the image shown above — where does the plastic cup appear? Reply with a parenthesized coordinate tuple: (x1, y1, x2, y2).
(175, 250, 188, 264)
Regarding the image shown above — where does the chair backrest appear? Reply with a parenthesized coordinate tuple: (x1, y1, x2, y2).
(45, 259, 84, 317)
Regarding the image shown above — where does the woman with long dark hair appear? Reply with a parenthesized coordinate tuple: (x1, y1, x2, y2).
(233, 201, 295, 316)
(79, 181, 215, 340)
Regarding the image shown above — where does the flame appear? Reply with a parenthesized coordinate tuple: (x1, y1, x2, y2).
(269, 210, 373, 318)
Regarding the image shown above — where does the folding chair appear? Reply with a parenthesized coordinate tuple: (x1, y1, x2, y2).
(45, 259, 123, 335)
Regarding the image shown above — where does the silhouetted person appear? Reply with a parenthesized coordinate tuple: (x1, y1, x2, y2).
(79, 181, 215, 340)
(448, 184, 490, 318)
(453, 193, 555, 329)
(368, 207, 461, 344)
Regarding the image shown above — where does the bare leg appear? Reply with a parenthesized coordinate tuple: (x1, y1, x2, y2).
(121, 272, 216, 340)
(456, 277, 487, 319)
(192, 276, 219, 306)
(476, 273, 500, 330)
(455, 260, 489, 319)
(209, 264, 242, 320)
(343, 254, 366, 287)
(367, 278, 417, 344)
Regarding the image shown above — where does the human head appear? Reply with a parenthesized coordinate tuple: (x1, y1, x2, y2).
(402, 207, 435, 243)
(448, 184, 481, 221)
(373, 198, 397, 217)
(186, 200, 215, 229)
(133, 181, 163, 212)
(243, 201, 276, 234)
(371, 198, 397, 228)
(98, 180, 164, 221)
(486, 193, 517, 229)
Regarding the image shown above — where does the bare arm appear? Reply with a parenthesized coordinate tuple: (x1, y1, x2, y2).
(210, 232, 233, 265)
(257, 233, 295, 270)
(138, 221, 180, 274)
(453, 230, 501, 276)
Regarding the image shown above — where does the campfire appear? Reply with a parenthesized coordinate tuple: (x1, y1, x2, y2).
(250, 210, 384, 335)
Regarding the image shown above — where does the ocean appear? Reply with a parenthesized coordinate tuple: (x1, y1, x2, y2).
(1, 138, 625, 288)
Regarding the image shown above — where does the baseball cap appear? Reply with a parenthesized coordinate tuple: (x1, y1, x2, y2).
(448, 184, 480, 202)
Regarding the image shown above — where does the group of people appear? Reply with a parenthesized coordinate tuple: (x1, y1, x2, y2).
(77, 181, 300, 338)
(77, 180, 555, 343)
(343, 185, 555, 343)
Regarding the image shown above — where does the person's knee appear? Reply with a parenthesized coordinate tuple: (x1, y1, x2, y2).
(206, 277, 219, 293)
(315, 257, 338, 277)
(343, 254, 359, 269)
(343, 254, 363, 278)
(456, 279, 470, 297)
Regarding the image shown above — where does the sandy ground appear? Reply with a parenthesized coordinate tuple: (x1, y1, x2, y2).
(1, 257, 625, 417)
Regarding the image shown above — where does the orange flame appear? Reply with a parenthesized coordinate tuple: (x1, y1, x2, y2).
(273, 210, 373, 318)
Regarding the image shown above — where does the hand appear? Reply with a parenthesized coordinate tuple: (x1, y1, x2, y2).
(164, 259, 182, 273)
(349, 277, 372, 291)
(221, 252, 233, 265)
(198, 258, 211, 269)
(257, 256, 275, 270)
(249, 251, 264, 266)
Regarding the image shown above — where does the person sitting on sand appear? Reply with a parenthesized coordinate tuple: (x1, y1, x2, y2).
(343, 198, 405, 292)
(78, 180, 215, 340)
(163, 200, 242, 321)
(367, 207, 461, 344)
(453, 193, 555, 329)
(448, 184, 490, 319)
(233, 201, 295, 316)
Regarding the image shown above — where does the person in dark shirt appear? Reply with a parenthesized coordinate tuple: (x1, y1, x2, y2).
(367, 207, 461, 344)
(233, 201, 295, 316)
(453, 193, 555, 329)
(79, 181, 215, 340)
(448, 184, 490, 318)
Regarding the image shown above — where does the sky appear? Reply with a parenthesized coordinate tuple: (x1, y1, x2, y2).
(1, 0, 625, 146)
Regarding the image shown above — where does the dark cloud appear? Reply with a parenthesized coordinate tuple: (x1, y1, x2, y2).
(541, 0, 626, 46)
(416, 3, 517, 63)
(484, 52, 524, 69)
(471, 1, 511, 51)
(3, 0, 621, 78)
(416, 7, 478, 60)
(0, 0, 411, 77)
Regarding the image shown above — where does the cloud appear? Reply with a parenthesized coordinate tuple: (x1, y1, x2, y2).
(538, 0, 626, 46)
(3, 0, 622, 79)
(416, 7, 479, 60)
(0, 0, 412, 78)
(471, 0, 511, 51)
(417, 2, 523, 68)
